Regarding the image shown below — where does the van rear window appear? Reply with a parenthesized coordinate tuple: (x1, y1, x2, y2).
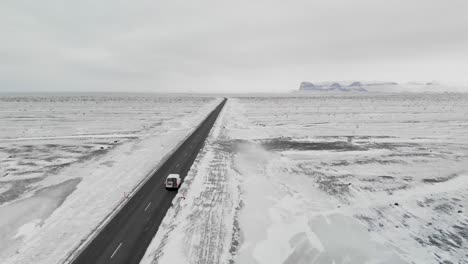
(167, 178, 176, 184)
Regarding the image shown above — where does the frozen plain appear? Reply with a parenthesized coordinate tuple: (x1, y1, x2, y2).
(0, 94, 221, 264)
(142, 93, 468, 264)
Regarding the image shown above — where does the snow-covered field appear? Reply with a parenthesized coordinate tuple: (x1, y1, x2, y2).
(142, 93, 468, 264)
(0, 94, 221, 264)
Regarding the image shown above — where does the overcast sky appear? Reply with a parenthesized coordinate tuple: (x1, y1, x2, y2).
(1, 0, 468, 93)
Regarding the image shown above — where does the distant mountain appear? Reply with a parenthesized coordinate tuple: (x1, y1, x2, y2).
(364, 81, 399, 86)
(299, 82, 316, 90)
(299, 81, 369, 92)
(298, 80, 462, 93)
(425, 81, 440, 86)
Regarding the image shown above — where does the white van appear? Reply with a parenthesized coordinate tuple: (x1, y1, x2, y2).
(165, 174, 181, 189)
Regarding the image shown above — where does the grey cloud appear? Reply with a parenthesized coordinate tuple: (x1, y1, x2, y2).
(1, 0, 468, 93)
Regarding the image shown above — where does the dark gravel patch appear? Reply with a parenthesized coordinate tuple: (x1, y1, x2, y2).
(258, 137, 420, 153)
(423, 172, 461, 184)
(260, 138, 365, 151)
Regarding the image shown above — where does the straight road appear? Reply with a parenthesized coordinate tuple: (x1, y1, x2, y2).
(69, 98, 227, 264)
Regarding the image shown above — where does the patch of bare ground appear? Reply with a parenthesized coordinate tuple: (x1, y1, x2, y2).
(422, 172, 463, 183)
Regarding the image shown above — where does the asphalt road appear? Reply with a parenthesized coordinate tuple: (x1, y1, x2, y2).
(70, 98, 227, 264)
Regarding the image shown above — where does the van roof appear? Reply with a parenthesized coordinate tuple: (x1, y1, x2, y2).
(167, 174, 180, 179)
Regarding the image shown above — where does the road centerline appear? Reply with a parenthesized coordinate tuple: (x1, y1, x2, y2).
(144, 202, 151, 212)
(110, 243, 123, 259)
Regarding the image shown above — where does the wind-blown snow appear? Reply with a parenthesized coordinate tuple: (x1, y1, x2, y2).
(142, 93, 468, 264)
(0, 94, 221, 264)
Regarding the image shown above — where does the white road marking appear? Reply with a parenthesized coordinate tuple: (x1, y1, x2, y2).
(176, 163, 180, 168)
(144, 202, 151, 211)
(110, 242, 123, 259)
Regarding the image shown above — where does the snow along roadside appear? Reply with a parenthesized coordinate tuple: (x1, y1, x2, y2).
(140, 98, 239, 264)
(62, 98, 224, 264)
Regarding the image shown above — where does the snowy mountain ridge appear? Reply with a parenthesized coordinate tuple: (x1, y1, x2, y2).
(298, 80, 456, 93)
(299, 81, 370, 92)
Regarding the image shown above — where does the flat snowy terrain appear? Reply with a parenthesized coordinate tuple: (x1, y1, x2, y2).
(0, 94, 221, 264)
(142, 93, 468, 264)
